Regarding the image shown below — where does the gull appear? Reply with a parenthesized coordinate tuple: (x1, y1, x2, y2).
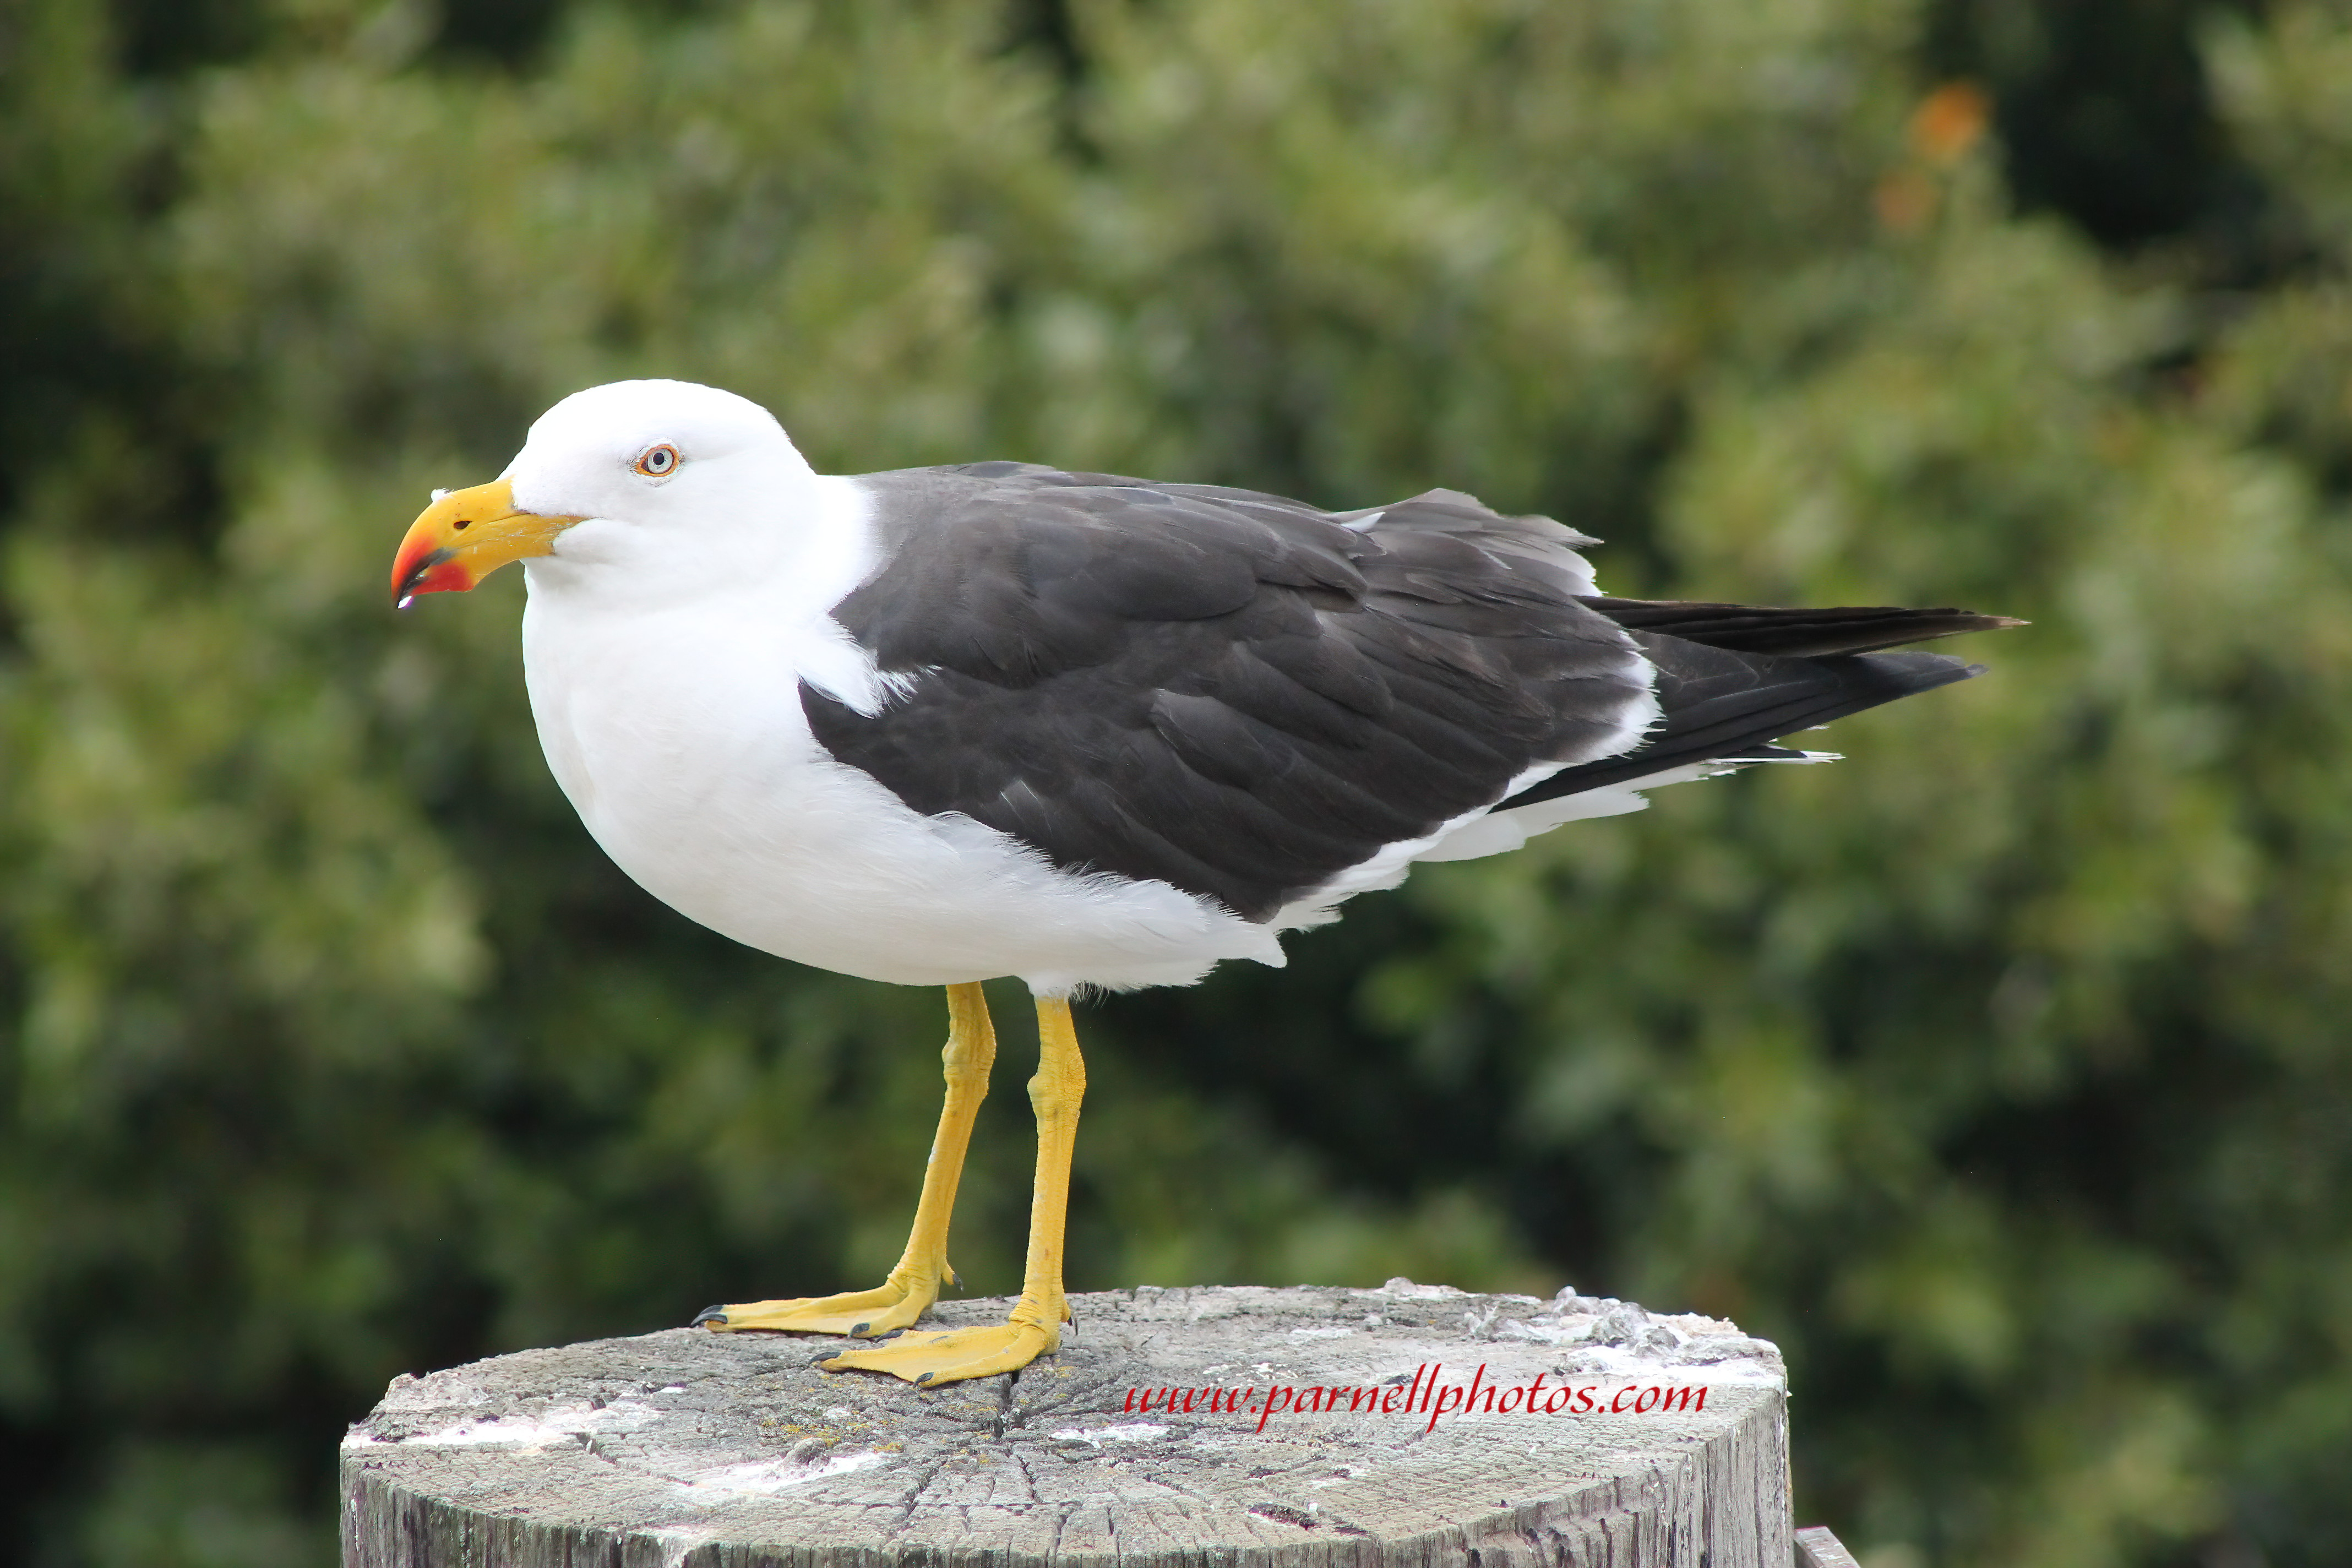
(390, 379, 2015, 1385)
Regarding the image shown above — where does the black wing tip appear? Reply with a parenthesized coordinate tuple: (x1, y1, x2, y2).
(1872, 609, 2028, 631)
(1951, 616, 2029, 638)
(1841, 648, 1989, 698)
(1498, 642, 1994, 809)
(1581, 598, 2028, 657)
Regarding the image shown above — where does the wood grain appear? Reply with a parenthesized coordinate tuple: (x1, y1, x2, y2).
(341, 1282, 1789, 1567)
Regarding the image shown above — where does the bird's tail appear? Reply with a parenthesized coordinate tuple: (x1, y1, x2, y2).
(1496, 599, 2021, 809)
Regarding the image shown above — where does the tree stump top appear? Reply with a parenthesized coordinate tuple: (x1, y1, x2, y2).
(342, 1282, 1789, 1567)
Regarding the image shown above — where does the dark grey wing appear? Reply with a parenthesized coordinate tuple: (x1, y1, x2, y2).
(804, 465, 1653, 921)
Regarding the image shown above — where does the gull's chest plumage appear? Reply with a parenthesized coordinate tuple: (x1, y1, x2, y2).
(523, 594, 860, 899)
(515, 578, 1273, 991)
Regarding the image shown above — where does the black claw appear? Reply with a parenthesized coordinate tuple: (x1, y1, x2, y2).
(813, 1351, 845, 1366)
(916, 1371, 935, 1384)
(692, 1305, 729, 1328)
(850, 1321, 872, 1337)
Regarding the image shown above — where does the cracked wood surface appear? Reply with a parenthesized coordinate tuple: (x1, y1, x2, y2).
(341, 1281, 1789, 1567)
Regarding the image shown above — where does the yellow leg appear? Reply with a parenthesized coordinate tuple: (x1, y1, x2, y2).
(821, 993, 1085, 1385)
(694, 982, 995, 1338)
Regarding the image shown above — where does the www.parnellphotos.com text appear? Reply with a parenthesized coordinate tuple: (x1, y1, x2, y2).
(1118, 1363, 1714, 1433)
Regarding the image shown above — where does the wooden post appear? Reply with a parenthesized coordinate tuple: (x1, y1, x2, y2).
(342, 1281, 1790, 1567)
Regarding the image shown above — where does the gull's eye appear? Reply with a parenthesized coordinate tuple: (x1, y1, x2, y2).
(634, 443, 680, 477)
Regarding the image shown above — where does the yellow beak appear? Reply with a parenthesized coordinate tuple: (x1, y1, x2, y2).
(390, 478, 584, 606)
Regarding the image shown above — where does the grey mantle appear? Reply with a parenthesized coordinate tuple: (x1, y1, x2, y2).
(341, 1281, 1790, 1568)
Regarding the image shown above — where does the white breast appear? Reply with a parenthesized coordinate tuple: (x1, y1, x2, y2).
(515, 486, 1282, 994)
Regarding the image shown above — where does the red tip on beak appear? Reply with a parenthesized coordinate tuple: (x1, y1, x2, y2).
(391, 532, 473, 606)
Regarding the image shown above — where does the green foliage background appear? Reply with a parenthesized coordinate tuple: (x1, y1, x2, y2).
(4, 0, 2350, 1562)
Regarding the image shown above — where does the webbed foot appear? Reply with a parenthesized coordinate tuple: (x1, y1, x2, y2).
(693, 1272, 950, 1338)
(818, 1316, 1058, 1385)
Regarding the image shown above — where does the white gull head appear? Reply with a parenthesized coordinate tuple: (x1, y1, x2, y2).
(507, 379, 834, 600)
